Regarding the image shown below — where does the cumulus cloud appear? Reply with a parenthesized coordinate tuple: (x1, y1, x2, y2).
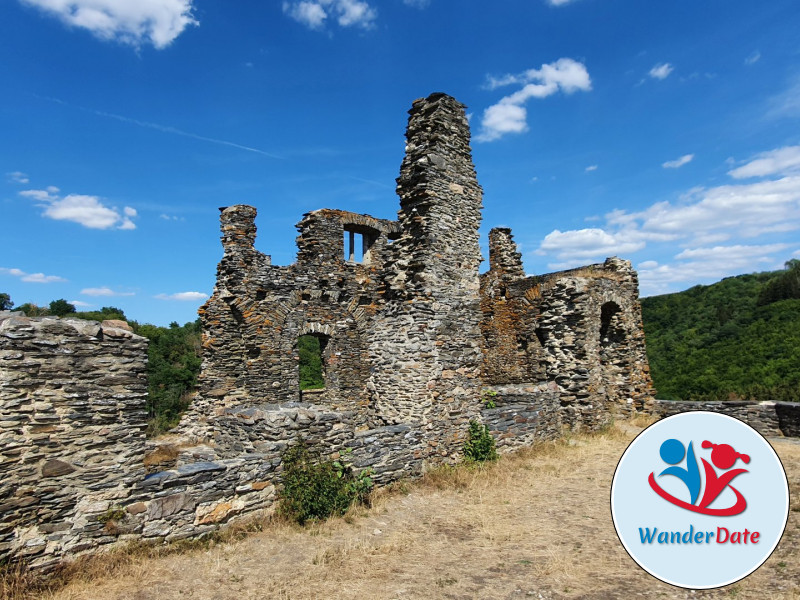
(0, 267, 66, 283)
(728, 146, 800, 179)
(7, 171, 29, 184)
(81, 287, 135, 297)
(282, 0, 377, 30)
(19, 0, 197, 48)
(585, 165, 598, 172)
(637, 244, 790, 295)
(155, 291, 209, 301)
(403, 0, 430, 7)
(662, 154, 694, 169)
(649, 63, 674, 80)
(535, 145, 800, 286)
(537, 228, 646, 268)
(20, 186, 137, 230)
(477, 58, 591, 142)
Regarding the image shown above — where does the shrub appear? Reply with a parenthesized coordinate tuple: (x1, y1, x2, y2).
(463, 420, 498, 462)
(278, 443, 373, 524)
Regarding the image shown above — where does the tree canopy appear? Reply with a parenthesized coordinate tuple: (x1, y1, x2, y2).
(641, 264, 800, 403)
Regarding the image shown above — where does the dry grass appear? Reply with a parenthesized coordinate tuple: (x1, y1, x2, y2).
(6, 424, 800, 600)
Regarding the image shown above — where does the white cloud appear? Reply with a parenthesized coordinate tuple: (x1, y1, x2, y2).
(155, 291, 209, 301)
(19, 0, 197, 48)
(69, 300, 93, 307)
(19, 188, 58, 202)
(535, 145, 800, 282)
(649, 63, 674, 80)
(283, 1, 327, 28)
(662, 154, 694, 169)
(728, 146, 800, 179)
(1, 267, 66, 283)
(81, 287, 135, 297)
(537, 228, 646, 268)
(477, 58, 591, 142)
(20, 187, 137, 230)
(547, 0, 575, 5)
(403, 0, 430, 7)
(638, 244, 789, 295)
(744, 51, 761, 66)
(282, 0, 376, 30)
(478, 104, 528, 141)
(585, 165, 598, 172)
(622, 176, 800, 240)
(7, 171, 29, 184)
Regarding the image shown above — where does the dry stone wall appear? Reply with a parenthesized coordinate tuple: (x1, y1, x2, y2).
(651, 399, 800, 438)
(0, 314, 148, 568)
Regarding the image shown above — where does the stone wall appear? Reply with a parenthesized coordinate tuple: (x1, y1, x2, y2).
(0, 314, 148, 568)
(651, 399, 800, 438)
(480, 231, 653, 430)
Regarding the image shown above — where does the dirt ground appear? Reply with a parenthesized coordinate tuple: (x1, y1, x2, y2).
(42, 425, 800, 600)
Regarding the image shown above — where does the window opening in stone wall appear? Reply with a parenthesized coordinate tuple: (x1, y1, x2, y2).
(600, 302, 625, 346)
(344, 230, 364, 263)
(298, 334, 328, 390)
(343, 226, 378, 264)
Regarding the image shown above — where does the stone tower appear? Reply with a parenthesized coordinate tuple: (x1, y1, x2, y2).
(368, 93, 484, 450)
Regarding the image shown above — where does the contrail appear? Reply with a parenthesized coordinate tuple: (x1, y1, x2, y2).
(36, 94, 282, 159)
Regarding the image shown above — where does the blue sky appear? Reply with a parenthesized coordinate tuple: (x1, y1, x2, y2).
(2, 0, 799, 326)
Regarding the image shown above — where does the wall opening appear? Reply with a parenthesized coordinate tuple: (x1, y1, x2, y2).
(298, 334, 328, 390)
(600, 302, 625, 346)
(343, 225, 378, 264)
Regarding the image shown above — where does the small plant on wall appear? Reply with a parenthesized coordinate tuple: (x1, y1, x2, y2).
(482, 388, 498, 409)
(463, 420, 498, 462)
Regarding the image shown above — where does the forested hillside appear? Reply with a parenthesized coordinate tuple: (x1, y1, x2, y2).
(640, 261, 800, 402)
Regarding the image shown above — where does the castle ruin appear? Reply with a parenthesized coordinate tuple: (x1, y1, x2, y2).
(0, 93, 657, 568)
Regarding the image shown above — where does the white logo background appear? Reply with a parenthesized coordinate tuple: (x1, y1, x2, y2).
(611, 411, 789, 589)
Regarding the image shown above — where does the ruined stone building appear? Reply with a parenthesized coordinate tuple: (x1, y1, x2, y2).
(187, 92, 654, 457)
(0, 93, 658, 568)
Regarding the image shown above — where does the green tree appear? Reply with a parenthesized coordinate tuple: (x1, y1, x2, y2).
(298, 334, 325, 390)
(17, 303, 49, 316)
(71, 306, 127, 322)
(0, 293, 13, 311)
(137, 319, 203, 436)
(49, 299, 76, 317)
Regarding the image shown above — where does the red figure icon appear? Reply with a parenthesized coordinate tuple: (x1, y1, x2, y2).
(697, 441, 749, 512)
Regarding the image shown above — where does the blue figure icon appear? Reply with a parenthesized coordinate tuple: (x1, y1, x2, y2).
(658, 438, 701, 505)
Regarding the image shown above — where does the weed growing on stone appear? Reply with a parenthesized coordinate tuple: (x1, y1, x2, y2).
(463, 420, 498, 462)
(482, 388, 498, 409)
(278, 443, 373, 525)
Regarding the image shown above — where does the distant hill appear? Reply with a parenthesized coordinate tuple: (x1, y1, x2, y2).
(640, 261, 800, 402)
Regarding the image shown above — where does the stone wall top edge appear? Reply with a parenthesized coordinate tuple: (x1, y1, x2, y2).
(0, 314, 146, 341)
(532, 256, 634, 282)
(653, 398, 785, 407)
(298, 208, 401, 232)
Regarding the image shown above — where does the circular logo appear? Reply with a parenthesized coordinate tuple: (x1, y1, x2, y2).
(611, 411, 789, 589)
